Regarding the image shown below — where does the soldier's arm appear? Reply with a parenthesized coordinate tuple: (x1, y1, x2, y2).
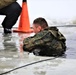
(23, 31, 50, 52)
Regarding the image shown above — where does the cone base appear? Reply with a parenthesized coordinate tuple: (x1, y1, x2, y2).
(13, 29, 33, 33)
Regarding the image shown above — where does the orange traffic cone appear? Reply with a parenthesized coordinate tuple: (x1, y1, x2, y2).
(13, 0, 33, 33)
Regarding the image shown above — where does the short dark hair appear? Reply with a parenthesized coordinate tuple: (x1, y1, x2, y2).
(33, 17, 48, 29)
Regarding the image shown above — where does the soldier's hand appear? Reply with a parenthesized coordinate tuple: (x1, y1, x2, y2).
(23, 45, 31, 52)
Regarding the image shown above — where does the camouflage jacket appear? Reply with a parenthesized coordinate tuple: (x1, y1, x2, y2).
(0, 0, 17, 9)
(23, 27, 66, 56)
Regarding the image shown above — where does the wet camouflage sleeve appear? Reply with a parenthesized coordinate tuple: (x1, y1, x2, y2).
(23, 31, 51, 51)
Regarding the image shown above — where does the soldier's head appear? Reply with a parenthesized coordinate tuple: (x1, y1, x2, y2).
(33, 17, 48, 33)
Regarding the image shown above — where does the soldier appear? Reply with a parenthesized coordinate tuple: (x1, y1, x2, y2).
(0, 0, 22, 34)
(23, 17, 66, 56)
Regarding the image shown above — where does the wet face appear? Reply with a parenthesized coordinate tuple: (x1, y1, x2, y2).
(33, 24, 42, 33)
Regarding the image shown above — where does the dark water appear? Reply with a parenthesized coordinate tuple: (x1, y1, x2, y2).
(0, 26, 76, 75)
